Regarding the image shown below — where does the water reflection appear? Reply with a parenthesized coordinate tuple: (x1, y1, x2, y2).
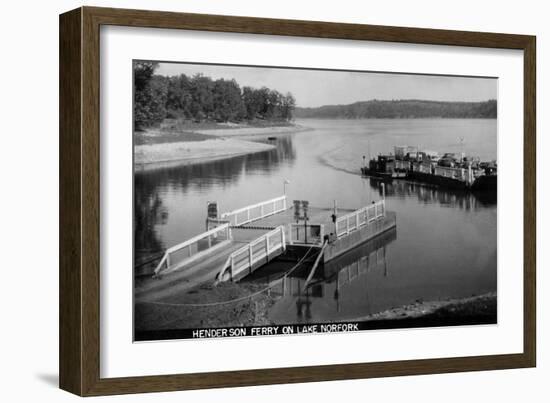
(261, 228, 397, 324)
(134, 183, 167, 255)
(366, 177, 497, 210)
(134, 136, 296, 267)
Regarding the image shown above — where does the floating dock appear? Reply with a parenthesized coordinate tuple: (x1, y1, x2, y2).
(134, 195, 396, 300)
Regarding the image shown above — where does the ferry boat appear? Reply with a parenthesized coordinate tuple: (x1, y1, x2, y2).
(360, 146, 497, 191)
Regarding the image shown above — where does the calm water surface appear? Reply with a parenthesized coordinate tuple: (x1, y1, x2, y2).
(135, 118, 497, 324)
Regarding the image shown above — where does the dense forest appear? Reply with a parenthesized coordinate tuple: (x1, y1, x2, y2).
(134, 62, 296, 130)
(294, 99, 497, 119)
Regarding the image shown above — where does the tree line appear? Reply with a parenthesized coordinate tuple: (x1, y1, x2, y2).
(294, 99, 497, 119)
(134, 62, 296, 130)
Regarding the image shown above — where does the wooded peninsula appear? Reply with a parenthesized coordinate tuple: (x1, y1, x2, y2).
(295, 99, 497, 119)
(134, 62, 296, 131)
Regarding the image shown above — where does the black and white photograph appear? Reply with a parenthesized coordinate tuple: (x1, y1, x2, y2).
(133, 61, 498, 341)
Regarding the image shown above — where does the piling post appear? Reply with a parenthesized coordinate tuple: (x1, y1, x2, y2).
(304, 216, 308, 244)
(333, 199, 338, 236)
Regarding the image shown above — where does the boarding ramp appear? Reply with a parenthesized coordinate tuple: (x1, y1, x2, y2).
(153, 223, 232, 276)
(218, 226, 286, 282)
(152, 195, 288, 278)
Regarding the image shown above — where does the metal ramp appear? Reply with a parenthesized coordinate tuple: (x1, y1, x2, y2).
(153, 223, 233, 277)
(135, 240, 246, 301)
(151, 196, 289, 278)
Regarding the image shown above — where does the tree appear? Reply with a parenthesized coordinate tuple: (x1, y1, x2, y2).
(212, 79, 246, 122)
(165, 74, 193, 118)
(242, 86, 262, 120)
(134, 65, 297, 127)
(133, 62, 168, 130)
(134, 61, 157, 91)
(189, 74, 215, 121)
(281, 93, 296, 121)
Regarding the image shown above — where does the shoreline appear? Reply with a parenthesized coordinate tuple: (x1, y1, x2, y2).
(135, 282, 275, 332)
(193, 123, 310, 137)
(134, 137, 276, 172)
(134, 123, 307, 171)
(135, 279, 496, 333)
(351, 292, 497, 323)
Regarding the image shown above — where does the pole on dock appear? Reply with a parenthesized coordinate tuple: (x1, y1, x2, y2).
(332, 200, 338, 236)
(381, 182, 386, 200)
(302, 200, 309, 244)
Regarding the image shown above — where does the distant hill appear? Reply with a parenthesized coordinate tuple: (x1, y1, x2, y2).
(294, 99, 497, 119)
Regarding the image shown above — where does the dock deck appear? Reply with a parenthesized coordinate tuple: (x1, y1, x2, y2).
(238, 206, 355, 232)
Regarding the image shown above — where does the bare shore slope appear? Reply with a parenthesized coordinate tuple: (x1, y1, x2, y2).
(134, 137, 275, 171)
(134, 123, 306, 171)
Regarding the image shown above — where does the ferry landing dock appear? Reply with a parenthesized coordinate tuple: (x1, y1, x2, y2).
(134, 195, 396, 301)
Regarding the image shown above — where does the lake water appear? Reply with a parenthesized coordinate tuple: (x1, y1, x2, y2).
(134, 118, 497, 325)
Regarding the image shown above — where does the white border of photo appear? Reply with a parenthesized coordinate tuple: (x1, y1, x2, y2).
(100, 25, 523, 378)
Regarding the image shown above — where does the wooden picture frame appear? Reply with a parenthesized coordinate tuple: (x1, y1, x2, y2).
(59, 6, 536, 396)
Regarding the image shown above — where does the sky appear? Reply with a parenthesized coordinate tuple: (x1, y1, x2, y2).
(156, 62, 497, 108)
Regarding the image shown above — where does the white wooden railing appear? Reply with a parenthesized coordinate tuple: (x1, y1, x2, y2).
(218, 226, 286, 281)
(434, 166, 467, 181)
(153, 223, 232, 276)
(412, 163, 432, 174)
(395, 160, 410, 170)
(335, 200, 385, 238)
(221, 195, 287, 227)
